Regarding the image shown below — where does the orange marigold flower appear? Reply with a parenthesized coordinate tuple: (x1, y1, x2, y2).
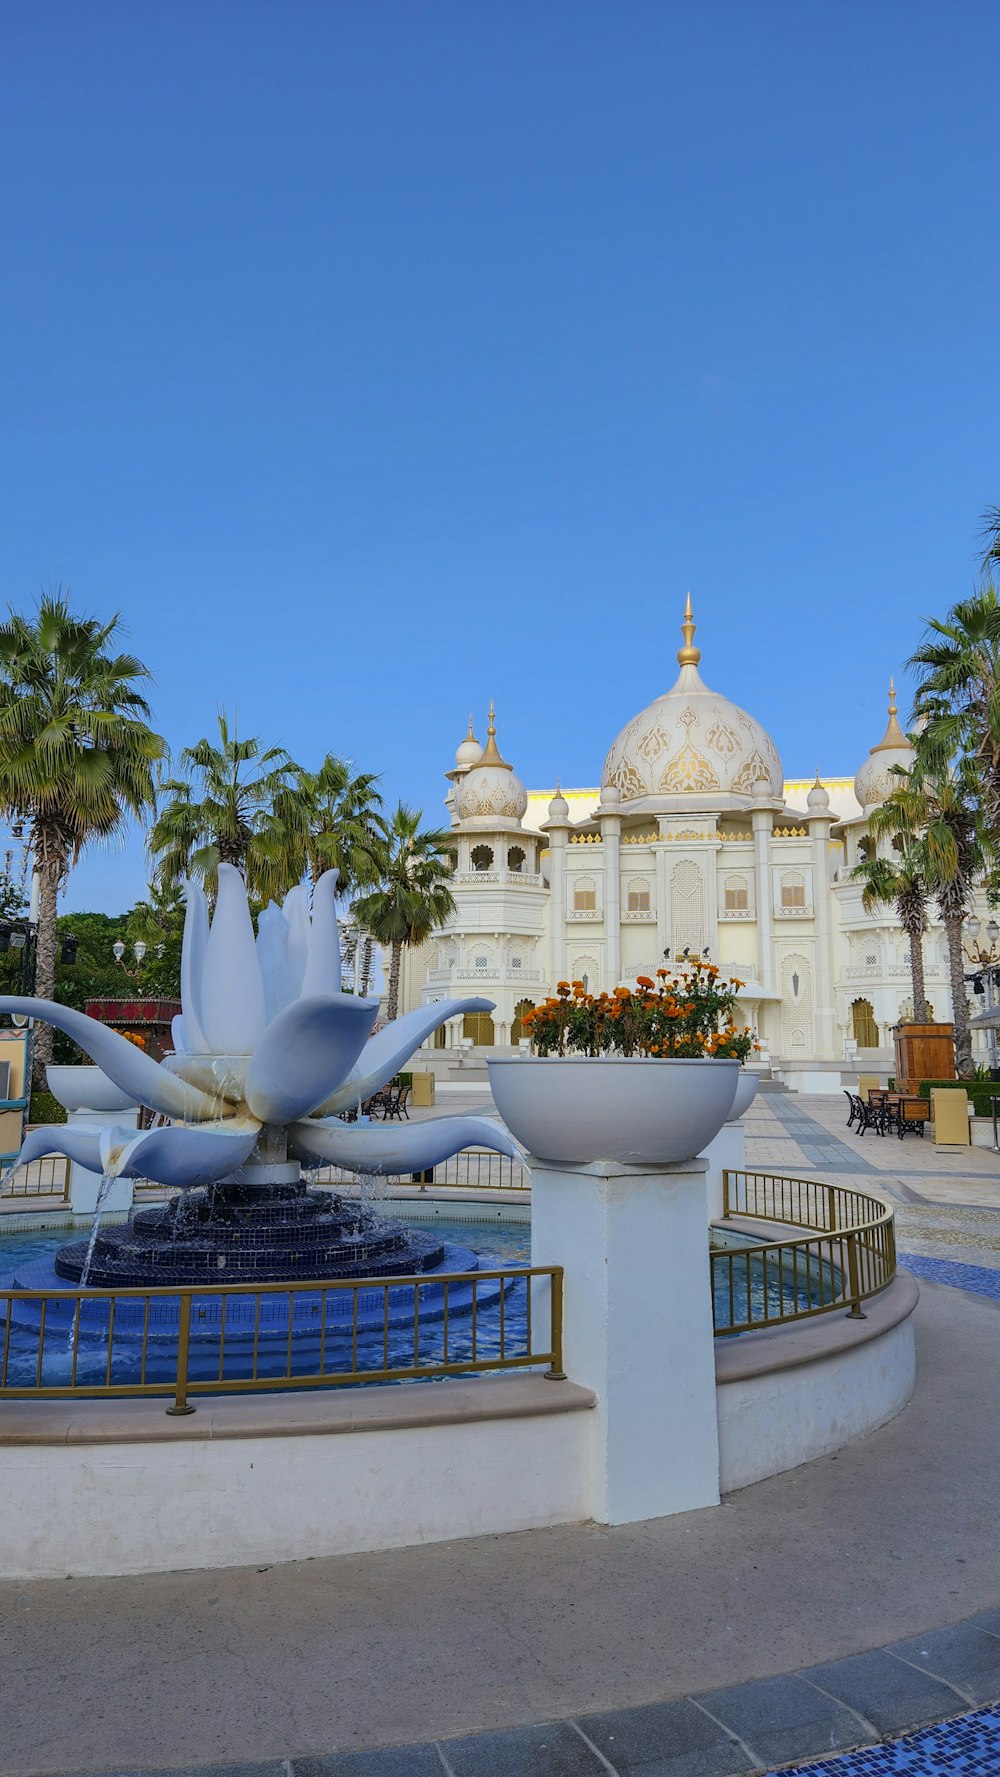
(636, 975, 654, 989)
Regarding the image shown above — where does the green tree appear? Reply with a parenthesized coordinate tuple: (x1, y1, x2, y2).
(909, 585, 1000, 855)
(851, 838, 930, 1025)
(277, 754, 386, 891)
(0, 594, 163, 1084)
(352, 804, 456, 1022)
(149, 712, 301, 901)
(871, 760, 984, 1079)
(981, 505, 1000, 578)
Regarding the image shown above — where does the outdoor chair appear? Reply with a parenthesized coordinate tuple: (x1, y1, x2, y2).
(844, 1089, 858, 1128)
(896, 1096, 930, 1139)
(385, 1082, 411, 1120)
(849, 1091, 884, 1137)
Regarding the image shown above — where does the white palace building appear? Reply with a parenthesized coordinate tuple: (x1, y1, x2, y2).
(397, 598, 970, 1092)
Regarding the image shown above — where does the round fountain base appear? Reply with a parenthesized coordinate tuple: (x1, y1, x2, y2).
(51, 1182, 450, 1290)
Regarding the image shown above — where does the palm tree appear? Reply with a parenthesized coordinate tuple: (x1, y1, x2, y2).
(981, 505, 1000, 577)
(278, 755, 386, 891)
(851, 840, 930, 1025)
(352, 805, 456, 1022)
(872, 760, 984, 1079)
(909, 585, 1000, 852)
(0, 594, 164, 1083)
(149, 712, 302, 902)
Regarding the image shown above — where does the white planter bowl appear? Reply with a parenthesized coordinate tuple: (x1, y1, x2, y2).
(726, 1071, 759, 1122)
(45, 1065, 137, 1114)
(487, 1056, 740, 1167)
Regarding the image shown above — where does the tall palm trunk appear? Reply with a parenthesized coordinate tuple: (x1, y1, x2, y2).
(904, 922, 929, 1023)
(942, 912, 974, 1078)
(31, 841, 66, 1087)
(387, 940, 402, 1023)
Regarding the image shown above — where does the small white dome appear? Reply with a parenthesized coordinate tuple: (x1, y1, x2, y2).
(455, 704, 527, 827)
(807, 774, 831, 811)
(547, 783, 570, 822)
(854, 681, 914, 810)
(601, 597, 783, 812)
(454, 716, 482, 770)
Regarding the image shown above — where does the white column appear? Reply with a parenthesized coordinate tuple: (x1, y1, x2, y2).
(752, 806, 774, 994)
(809, 810, 837, 1057)
(544, 824, 568, 984)
(529, 1154, 720, 1523)
(601, 811, 622, 988)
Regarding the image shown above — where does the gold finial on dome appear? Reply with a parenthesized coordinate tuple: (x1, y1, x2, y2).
(478, 699, 512, 770)
(676, 592, 702, 668)
(467, 714, 475, 739)
(872, 675, 908, 752)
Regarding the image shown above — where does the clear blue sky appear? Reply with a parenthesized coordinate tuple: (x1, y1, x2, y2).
(2, 1, 998, 912)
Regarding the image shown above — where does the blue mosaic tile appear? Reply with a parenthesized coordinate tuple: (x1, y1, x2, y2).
(898, 1253, 1000, 1301)
(763, 1703, 1000, 1774)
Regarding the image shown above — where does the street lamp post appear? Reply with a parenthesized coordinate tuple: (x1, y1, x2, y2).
(964, 916, 1000, 1070)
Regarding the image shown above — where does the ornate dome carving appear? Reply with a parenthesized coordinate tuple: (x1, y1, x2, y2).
(600, 597, 784, 812)
(455, 703, 528, 827)
(854, 680, 914, 810)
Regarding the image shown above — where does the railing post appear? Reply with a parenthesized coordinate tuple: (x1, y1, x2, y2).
(845, 1232, 867, 1320)
(722, 1169, 731, 1219)
(167, 1292, 196, 1415)
(544, 1267, 567, 1380)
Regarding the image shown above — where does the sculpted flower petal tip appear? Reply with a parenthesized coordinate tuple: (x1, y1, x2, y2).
(98, 1119, 262, 1189)
(244, 993, 380, 1127)
(287, 1113, 520, 1175)
(199, 864, 267, 1055)
(301, 870, 342, 1000)
(0, 997, 219, 1123)
(16, 1125, 104, 1176)
(321, 997, 499, 1115)
(180, 878, 211, 1053)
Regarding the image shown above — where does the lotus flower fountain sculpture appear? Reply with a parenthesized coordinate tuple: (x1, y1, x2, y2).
(0, 865, 517, 1289)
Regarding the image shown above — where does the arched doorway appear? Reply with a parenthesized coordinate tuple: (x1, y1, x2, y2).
(511, 999, 534, 1044)
(851, 998, 879, 1048)
(463, 1011, 495, 1046)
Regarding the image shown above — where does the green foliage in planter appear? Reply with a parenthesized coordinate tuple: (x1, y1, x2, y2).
(27, 1090, 66, 1125)
(918, 1079, 999, 1116)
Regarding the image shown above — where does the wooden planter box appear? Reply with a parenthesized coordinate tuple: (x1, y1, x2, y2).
(893, 1022, 955, 1095)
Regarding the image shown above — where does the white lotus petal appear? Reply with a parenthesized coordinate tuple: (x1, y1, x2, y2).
(301, 869, 341, 999)
(256, 902, 294, 1023)
(321, 998, 497, 1114)
(180, 879, 211, 1053)
(282, 884, 311, 1003)
(16, 1125, 104, 1174)
(288, 1113, 520, 1175)
(200, 863, 267, 1055)
(99, 1118, 261, 1188)
(160, 1051, 248, 1104)
(244, 993, 379, 1126)
(171, 1014, 190, 1054)
(0, 998, 219, 1122)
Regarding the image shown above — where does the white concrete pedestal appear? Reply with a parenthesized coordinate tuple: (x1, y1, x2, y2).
(529, 1154, 720, 1524)
(701, 1118, 746, 1225)
(66, 1109, 139, 1216)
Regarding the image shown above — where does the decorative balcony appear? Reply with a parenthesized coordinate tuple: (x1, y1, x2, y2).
(426, 966, 544, 986)
(454, 871, 545, 888)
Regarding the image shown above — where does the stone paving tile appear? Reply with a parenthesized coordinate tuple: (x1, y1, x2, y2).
(440, 1721, 605, 1776)
(695, 1675, 863, 1769)
(577, 1697, 753, 1776)
(799, 1649, 964, 1738)
(887, 1623, 1000, 1706)
(294, 1749, 445, 1777)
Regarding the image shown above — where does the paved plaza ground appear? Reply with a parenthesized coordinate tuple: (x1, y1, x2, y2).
(4, 1090, 1000, 1776)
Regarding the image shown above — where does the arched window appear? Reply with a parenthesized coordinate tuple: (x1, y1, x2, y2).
(780, 870, 806, 908)
(511, 998, 535, 1043)
(573, 875, 597, 912)
(851, 998, 879, 1048)
(507, 845, 526, 873)
(471, 845, 494, 872)
(724, 873, 749, 912)
(626, 877, 651, 913)
(463, 1011, 495, 1046)
(571, 955, 598, 992)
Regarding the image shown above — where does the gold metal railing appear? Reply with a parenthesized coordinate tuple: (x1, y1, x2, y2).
(314, 1147, 530, 1193)
(0, 1264, 565, 1415)
(714, 1169, 896, 1336)
(0, 1155, 71, 1202)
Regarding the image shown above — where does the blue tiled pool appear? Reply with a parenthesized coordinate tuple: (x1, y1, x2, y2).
(769, 1702, 1000, 1774)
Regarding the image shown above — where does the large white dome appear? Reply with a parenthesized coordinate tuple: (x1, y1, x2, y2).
(601, 598, 784, 812)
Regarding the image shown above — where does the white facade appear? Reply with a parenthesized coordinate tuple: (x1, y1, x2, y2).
(398, 601, 977, 1083)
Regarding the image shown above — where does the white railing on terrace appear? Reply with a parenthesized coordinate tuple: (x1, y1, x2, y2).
(428, 966, 544, 983)
(454, 871, 544, 887)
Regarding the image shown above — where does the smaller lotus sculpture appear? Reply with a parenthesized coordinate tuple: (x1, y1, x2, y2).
(0, 865, 517, 1188)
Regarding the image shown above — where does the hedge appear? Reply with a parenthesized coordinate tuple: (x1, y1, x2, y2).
(917, 1079, 1000, 1117)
